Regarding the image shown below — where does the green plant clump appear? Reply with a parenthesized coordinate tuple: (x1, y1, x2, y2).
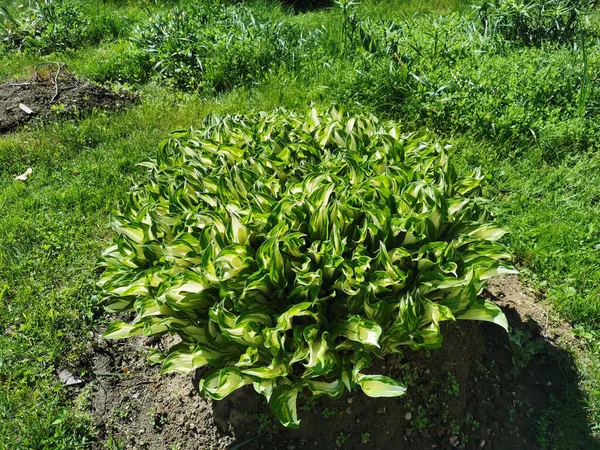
(98, 108, 516, 427)
(0, 0, 89, 54)
(475, 0, 596, 46)
(134, 4, 293, 93)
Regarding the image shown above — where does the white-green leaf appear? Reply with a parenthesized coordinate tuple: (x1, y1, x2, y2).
(358, 375, 407, 398)
(270, 386, 300, 428)
(334, 316, 382, 348)
(199, 367, 252, 400)
(456, 300, 509, 332)
(103, 321, 142, 339)
(304, 379, 344, 399)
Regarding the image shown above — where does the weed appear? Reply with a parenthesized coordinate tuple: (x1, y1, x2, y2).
(322, 408, 339, 419)
(133, 3, 297, 93)
(507, 329, 544, 375)
(446, 373, 460, 397)
(475, 0, 596, 46)
(413, 405, 429, 430)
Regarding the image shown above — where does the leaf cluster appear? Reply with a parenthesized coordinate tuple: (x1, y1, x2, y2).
(99, 108, 515, 427)
(474, 0, 597, 46)
(0, 0, 90, 54)
(133, 3, 298, 93)
(0, 0, 134, 55)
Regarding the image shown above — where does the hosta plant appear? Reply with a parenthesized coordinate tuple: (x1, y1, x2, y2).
(98, 108, 516, 427)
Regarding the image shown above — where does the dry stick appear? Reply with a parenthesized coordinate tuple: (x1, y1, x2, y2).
(529, 301, 549, 329)
(50, 62, 63, 102)
(28, 61, 66, 101)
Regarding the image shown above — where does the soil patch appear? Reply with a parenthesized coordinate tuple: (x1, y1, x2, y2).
(84, 276, 598, 450)
(0, 67, 134, 133)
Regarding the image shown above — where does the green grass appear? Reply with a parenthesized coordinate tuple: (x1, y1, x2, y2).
(1, 0, 600, 447)
(454, 139, 600, 327)
(0, 84, 326, 448)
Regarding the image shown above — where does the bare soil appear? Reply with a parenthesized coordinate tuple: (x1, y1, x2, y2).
(0, 70, 133, 133)
(83, 276, 598, 450)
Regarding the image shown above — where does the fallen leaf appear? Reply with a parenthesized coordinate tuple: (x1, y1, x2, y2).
(19, 103, 34, 115)
(15, 167, 33, 182)
(58, 369, 84, 387)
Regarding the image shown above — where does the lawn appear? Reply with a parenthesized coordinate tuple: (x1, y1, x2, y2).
(0, 0, 599, 448)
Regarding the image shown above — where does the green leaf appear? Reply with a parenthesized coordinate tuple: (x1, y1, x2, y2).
(469, 224, 507, 241)
(357, 375, 407, 398)
(456, 300, 509, 332)
(103, 321, 142, 339)
(276, 303, 317, 331)
(253, 378, 276, 402)
(242, 361, 288, 379)
(199, 367, 253, 400)
(304, 379, 344, 399)
(334, 316, 382, 348)
(270, 386, 300, 428)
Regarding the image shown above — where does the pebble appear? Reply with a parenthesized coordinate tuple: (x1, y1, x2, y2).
(57, 369, 83, 387)
(480, 440, 486, 447)
(450, 435, 458, 446)
(405, 412, 412, 420)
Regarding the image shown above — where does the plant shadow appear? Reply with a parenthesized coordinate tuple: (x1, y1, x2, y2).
(210, 281, 599, 450)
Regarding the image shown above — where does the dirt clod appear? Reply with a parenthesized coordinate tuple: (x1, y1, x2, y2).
(0, 70, 134, 133)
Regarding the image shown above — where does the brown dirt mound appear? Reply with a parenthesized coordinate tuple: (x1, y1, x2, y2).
(84, 276, 599, 450)
(0, 67, 133, 133)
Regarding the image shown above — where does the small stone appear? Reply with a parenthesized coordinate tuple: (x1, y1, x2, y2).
(19, 103, 34, 115)
(336, 440, 342, 448)
(480, 440, 486, 448)
(450, 436, 458, 446)
(546, 381, 552, 386)
(405, 412, 412, 420)
(57, 369, 83, 387)
(347, 397, 353, 404)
